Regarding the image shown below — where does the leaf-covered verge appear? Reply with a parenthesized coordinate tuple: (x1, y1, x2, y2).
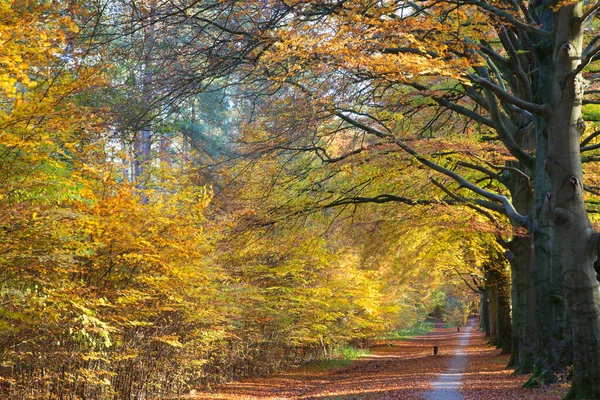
(459, 329, 570, 400)
(190, 323, 454, 399)
(192, 320, 570, 400)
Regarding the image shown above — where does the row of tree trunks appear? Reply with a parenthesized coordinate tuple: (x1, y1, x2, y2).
(504, 157, 537, 374)
(494, 11, 573, 380)
(507, 235, 536, 374)
(480, 290, 490, 337)
(482, 257, 511, 355)
(490, 168, 572, 385)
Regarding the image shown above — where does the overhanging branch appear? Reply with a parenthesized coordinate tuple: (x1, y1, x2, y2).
(572, 36, 600, 78)
(408, 82, 494, 128)
(454, 268, 485, 294)
(322, 194, 448, 208)
(333, 111, 528, 227)
(468, 74, 549, 116)
(430, 178, 504, 226)
(459, 0, 550, 38)
(580, 3, 600, 24)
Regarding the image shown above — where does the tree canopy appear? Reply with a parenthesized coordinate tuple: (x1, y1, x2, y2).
(2, 0, 600, 398)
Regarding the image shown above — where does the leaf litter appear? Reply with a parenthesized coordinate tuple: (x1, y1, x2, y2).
(188, 320, 569, 399)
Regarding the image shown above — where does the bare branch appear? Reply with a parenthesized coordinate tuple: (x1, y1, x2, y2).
(408, 82, 495, 128)
(380, 47, 440, 58)
(430, 178, 504, 225)
(584, 185, 600, 197)
(334, 111, 528, 226)
(581, 142, 600, 153)
(580, 3, 600, 24)
(572, 37, 600, 78)
(459, 0, 550, 37)
(466, 152, 532, 191)
(322, 194, 448, 208)
(454, 268, 485, 294)
(457, 161, 503, 182)
(468, 74, 549, 116)
(582, 129, 600, 147)
(582, 156, 600, 163)
(475, 77, 535, 168)
(582, 99, 600, 105)
(501, 27, 534, 103)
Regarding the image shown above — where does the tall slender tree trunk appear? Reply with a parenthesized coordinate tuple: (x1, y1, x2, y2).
(486, 249, 512, 355)
(133, 2, 155, 188)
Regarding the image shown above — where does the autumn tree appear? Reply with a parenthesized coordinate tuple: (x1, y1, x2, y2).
(1, 2, 226, 398)
(127, 0, 600, 395)
(17, 0, 600, 396)
(2, 3, 472, 398)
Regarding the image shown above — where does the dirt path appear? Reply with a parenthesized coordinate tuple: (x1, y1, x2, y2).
(190, 319, 568, 400)
(425, 320, 475, 400)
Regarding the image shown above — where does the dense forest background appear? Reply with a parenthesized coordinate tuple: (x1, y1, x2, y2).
(1, 0, 600, 399)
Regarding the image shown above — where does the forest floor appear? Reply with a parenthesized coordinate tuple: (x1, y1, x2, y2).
(189, 319, 569, 400)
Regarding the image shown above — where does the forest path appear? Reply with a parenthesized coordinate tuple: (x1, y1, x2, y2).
(424, 319, 475, 400)
(190, 318, 567, 399)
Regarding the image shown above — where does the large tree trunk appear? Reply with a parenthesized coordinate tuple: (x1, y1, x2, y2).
(504, 161, 537, 373)
(491, 264, 512, 355)
(480, 290, 490, 337)
(485, 269, 498, 344)
(545, 4, 600, 397)
(507, 235, 536, 372)
(531, 160, 572, 384)
(520, 115, 572, 384)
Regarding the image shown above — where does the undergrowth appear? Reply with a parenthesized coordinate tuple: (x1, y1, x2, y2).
(307, 345, 371, 371)
(383, 321, 435, 340)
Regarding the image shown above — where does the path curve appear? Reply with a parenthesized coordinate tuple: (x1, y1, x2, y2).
(425, 319, 476, 400)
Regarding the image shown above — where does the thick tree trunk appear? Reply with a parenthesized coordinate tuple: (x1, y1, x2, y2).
(545, 4, 600, 397)
(526, 118, 572, 384)
(486, 270, 498, 344)
(491, 264, 512, 355)
(505, 162, 537, 373)
(531, 173, 572, 384)
(480, 291, 490, 337)
(508, 236, 536, 373)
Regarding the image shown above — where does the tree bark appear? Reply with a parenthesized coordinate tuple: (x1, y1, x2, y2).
(504, 161, 537, 373)
(531, 155, 572, 384)
(488, 259, 512, 354)
(544, 3, 600, 397)
(480, 290, 490, 337)
(133, 2, 155, 188)
(507, 236, 536, 373)
(485, 270, 498, 344)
